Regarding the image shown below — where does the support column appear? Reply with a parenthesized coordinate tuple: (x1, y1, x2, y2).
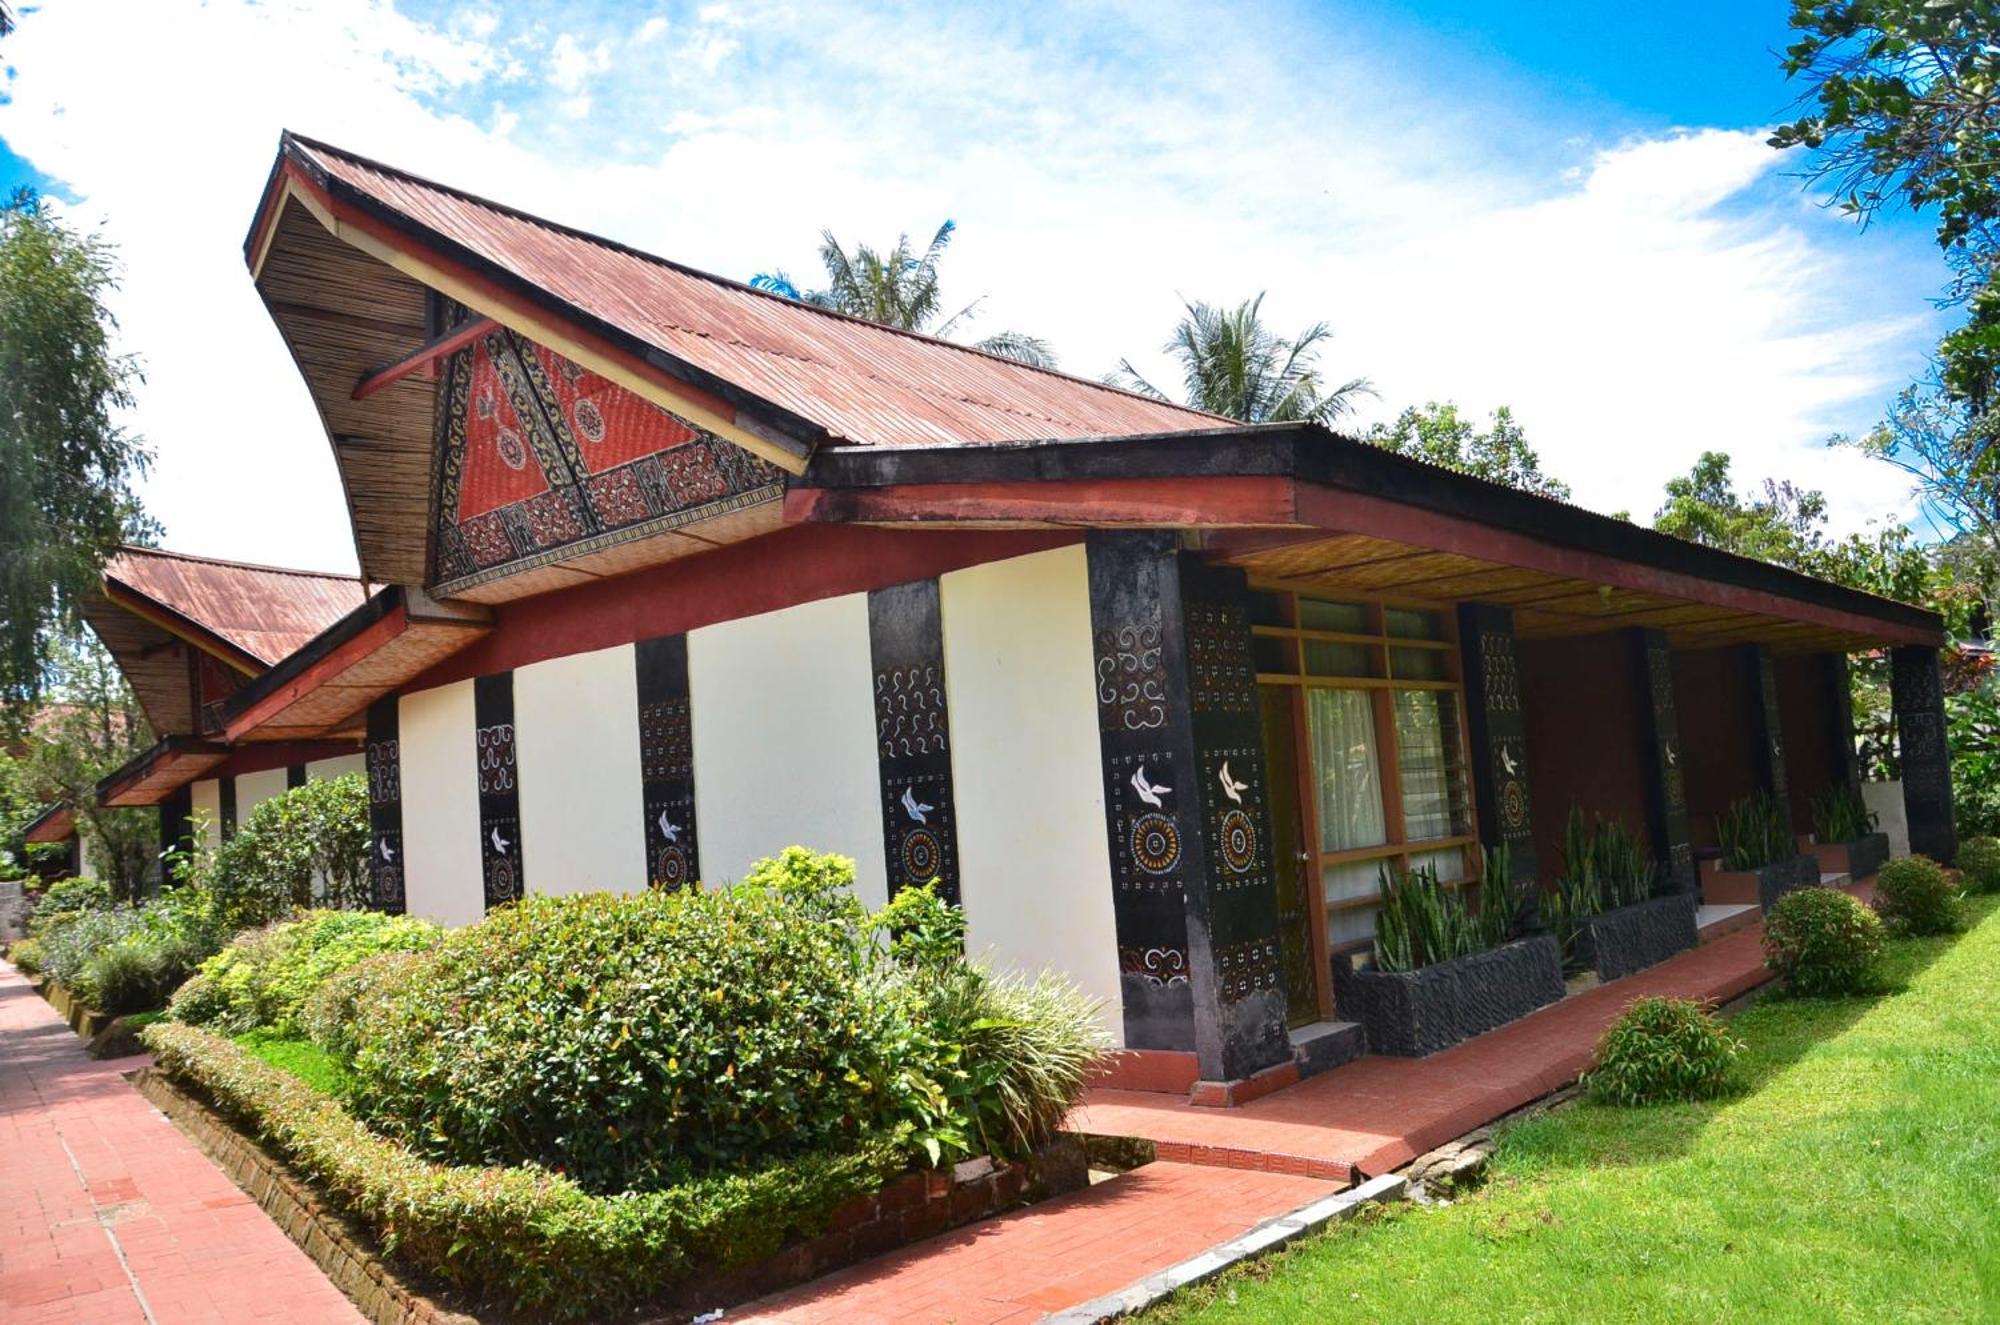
(1744, 644, 1792, 832)
(364, 697, 405, 914)
(1458, 604, 1540, 928)
(1084, 533, 1288, 1087)
(1630, 629, 1697, 895)
(1828, 653, 1863, 796)
(1892, 646, 1957, 864)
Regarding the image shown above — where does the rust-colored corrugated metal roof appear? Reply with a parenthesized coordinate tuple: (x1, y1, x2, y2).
(283, 134, 1225, 448)
(104, 547, 370, 667)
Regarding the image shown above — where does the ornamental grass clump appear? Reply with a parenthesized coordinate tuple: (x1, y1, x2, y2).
(1718, 792, 1794, 871)
(1373, 846, 1515, 974)
(1810, 784, 1878, 845)
(1872, 855, 1963, 936)
(1952, 836, 2000, 893)
(1762, 886, 1884, 996)
(1584, 996, 1741, 1106)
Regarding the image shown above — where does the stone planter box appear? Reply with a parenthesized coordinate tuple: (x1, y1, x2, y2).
(1809, 832, 1890, 881)
(1335, 933, 1565, 1058)
(1576, 894, 1698, 983)
(1702, 852, 1821, 911)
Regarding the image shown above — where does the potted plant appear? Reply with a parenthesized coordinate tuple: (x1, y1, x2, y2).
(1805, 785, 1890, 880)
(1558, 808, 1698, 983)
(1705, 793, 1819, 910)
(1334, 847, 1564, 1057)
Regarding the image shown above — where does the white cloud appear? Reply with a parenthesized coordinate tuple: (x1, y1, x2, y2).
(637, 17, 669, 43)
(0, 0, 1947, 577)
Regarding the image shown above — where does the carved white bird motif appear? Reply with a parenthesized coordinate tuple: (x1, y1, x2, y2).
(379, 838, 396, 863)
(1218, 761, 1249, 805)
(656, 811, 680, 843)
(1500, 745, 1520, 776)
(901, 785, 933, 824)
(1131, 765, 1171, 808)
(489, 826, 510, 855)
(1666, 744, 1679, 767)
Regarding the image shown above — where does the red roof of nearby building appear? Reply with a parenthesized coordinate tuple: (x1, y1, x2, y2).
(104, 547, 369, 668)
(276, 134, 1223, 450)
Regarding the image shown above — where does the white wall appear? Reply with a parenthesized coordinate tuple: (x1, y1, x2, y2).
(306, 753, 365, 782)
(399, 680, 485, 926)
(189, 777, 221, 849)
(516, 643, 646, 896)
(236, 767, 289, 823)
(940, 545, 1123, 1043)
(1863, 780, 1910, 858)
(690, 592, 888, 904)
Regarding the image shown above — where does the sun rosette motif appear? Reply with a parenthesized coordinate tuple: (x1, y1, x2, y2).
(900, 827, 942, 882)
(655, 845, 690, 891)
(1130, 812, 1183, 875)
(1219, 808, 1258, 874)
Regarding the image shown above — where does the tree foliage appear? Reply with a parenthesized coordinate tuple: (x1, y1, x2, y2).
(1363, 402, 1571, 498)
(750, 219, 1056, 367)
(1111, 292, 1371, 424)
(0, 192, 156, 702)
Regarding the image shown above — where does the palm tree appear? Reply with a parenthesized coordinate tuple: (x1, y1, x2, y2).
(751, 220, 1056, 368)
(1111, 293, 1370, 423)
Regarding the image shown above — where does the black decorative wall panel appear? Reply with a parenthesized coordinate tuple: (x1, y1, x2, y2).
(1745, 645, 1792, 829)
(365, 697, 406, 914)
(1632, 630, 1697, 894)
(635, 634, 700, 890)
(1087, 533, 1197, 1053)
(218, 775, 237, 844)
(474, 672, 523, 909)
(868, 580, 961, 904)
(1459, 604, 1538, 905)
(1892, 645, 1957, 863)
(1179, 557, 1289, 1078)
(286, 764, 306, 791)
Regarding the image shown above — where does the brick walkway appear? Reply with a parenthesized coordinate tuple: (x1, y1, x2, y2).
(0, 964, 361, 1325)
(732, 1161, 1340, 1324)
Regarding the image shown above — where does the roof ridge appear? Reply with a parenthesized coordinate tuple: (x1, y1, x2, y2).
(113, 543, 364, 584)
(280, 131, 1228, 426)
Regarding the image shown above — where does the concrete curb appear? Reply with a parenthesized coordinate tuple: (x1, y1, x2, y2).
(1037, 1172, 1408, 1323)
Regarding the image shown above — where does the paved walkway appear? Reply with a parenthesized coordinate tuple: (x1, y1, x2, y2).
(0, 964, 361, 1325)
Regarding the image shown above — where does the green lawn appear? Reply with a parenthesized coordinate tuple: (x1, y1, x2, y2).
(1151, 894, 2000, 1325)
(232, 1030, 351, 1097)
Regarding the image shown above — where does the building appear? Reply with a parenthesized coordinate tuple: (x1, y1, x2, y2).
(96, 132, 1954, 1099)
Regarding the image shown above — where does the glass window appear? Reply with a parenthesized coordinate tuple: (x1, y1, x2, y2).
(1300, 597, 1370, 633)
(1252, 635, 1296, 675)
(1307, 688, 1386, 852)
(1322, 857, 1382, 907)
(1393, 689, 1471, 842)
(1384, 607, 1443, 640)
(1408, 846, 1469, 883)
(1389, 645, 1446, 681)
(1305, 639, 1376, 678)
(1250, 590, 1293, 628)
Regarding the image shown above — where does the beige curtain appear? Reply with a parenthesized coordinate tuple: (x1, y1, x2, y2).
(1307, 688, 1386, 852)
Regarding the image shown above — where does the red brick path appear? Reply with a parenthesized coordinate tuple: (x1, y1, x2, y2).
(733, 1161, 1339, 1324)
(0, 964, 361, 1325)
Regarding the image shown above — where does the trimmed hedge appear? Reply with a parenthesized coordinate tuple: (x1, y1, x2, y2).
(1874, 855, 1962, 936)
(140, 1022, 902, 1318)
(1762, 886, 1884, 996)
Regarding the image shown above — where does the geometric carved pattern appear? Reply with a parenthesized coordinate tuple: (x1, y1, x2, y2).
(1634, 629, 1697, 895)
(431, 313, 783, 591)
(473, 672, 522, 910)
(1460, 605, 1536, 891)
(635, 633, 699, 891)
(365, 697, 405, 915)
(1892, 645, 1957, 863)
(868, 580, 960, 905)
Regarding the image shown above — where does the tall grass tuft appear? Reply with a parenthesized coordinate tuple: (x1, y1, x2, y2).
(1718, 793, 1794, 871)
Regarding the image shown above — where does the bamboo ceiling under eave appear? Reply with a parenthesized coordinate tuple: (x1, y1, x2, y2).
(1215, 532, 1904, 655)
(257, 201, 436, 586)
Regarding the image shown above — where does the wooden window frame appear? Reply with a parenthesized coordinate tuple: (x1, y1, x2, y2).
(1251, 581, 1483, 962)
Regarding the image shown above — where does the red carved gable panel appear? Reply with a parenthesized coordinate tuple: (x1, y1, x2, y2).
(456, 337, 556, 521)
(528, 344, 699, 474)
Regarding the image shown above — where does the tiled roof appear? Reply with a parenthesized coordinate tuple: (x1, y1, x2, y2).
(283, 134, 1224, 449)
(104, 547, 369, 667)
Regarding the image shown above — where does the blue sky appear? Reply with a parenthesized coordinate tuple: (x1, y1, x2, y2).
(0, 1, 1951, 573)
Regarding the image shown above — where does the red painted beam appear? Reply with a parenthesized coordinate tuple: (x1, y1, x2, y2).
(352, 316, 497, 400)
(783, 476, 1301, 528)
(222, 602, 411, 741)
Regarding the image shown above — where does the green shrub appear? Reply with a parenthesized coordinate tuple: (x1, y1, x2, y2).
(26, 876, 113, 937)
(1718, 793, 1794, 871)
(1873, 855, 1962, 936)
(10, 936, 45, 974)
(299, 949, 423, 1062)
(1585, 996, 1742, 1106)
(171, 910, 442, 1036)
(141, 1022, 899, 1318)
(346, 872, 923, 1193)
(1953, 836, 2000, 893)
(201, 775, 371, 931)
(1762, 886, 1885, 996)
(1810, 784, 1877, 844)
(921, 965, 1110, 1159)
(40, 889, 223, 1013)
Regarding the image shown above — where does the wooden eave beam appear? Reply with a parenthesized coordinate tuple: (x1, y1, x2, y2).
(352, 316, 498, 399)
